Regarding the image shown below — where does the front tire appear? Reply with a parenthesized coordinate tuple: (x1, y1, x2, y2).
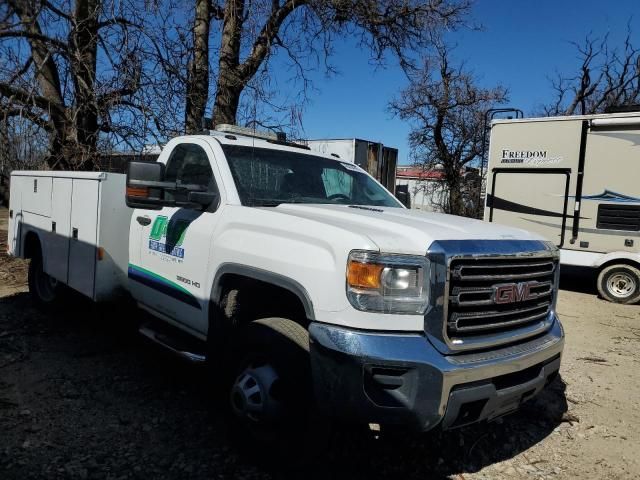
(597, 264, 640, 304)
(227, 317, 328, 466)
(28, 255, 65, 308)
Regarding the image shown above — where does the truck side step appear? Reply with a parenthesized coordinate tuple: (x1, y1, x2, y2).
(139, 323, 207, 363)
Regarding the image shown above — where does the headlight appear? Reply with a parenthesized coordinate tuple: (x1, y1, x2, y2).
(346, 250, 430, 314)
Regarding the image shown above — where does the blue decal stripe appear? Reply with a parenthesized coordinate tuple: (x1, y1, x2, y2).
(127, 264, 201, 310)
(576, 189, 640, 203)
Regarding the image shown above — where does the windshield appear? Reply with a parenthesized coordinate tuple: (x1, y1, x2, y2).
(222, 145, 401, 208)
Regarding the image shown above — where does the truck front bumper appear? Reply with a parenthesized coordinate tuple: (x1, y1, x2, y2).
(308, 316, 564, 431)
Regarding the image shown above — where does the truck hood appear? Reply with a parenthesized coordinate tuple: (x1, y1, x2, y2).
(271, 204, 543, 255)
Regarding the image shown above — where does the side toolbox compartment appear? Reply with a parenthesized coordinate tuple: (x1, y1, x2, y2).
(68, 178, 100, 298)
(46, 178, 73, 282)
(22, 176, 53, 217)
(94, 174, 131, 301)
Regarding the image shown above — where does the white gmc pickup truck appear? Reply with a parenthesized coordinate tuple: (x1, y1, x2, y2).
(7, 127, 564, 457)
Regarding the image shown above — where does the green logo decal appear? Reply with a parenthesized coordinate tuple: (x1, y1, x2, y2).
(150, 216, 168, 241)
(148, 216, 189, 258)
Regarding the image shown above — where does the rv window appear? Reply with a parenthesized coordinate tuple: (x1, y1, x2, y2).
(596, 204, 640, 231)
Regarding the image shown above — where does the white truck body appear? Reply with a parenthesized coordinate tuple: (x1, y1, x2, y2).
(7, 129, 564, 435)
(8, 171, 131, 301)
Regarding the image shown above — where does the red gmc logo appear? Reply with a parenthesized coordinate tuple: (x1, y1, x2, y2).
(494, 281, 537, 304)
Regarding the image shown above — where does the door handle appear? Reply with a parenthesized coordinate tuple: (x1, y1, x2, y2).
(137, 216, 151, 226)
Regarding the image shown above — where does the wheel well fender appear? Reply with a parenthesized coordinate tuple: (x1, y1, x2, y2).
(596, 257, 640, 272)
(23, 230, 42, 260)
(209, 264, 315, 322)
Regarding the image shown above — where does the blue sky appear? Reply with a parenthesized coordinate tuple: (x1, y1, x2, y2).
(296, 0, 639, 164)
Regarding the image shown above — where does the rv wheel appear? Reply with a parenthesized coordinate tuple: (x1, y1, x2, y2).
(597, 264, 640, 304)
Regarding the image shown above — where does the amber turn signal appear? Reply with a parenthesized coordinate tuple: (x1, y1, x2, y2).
(347, 261, 384, 289)
(126, 186, 149, 198)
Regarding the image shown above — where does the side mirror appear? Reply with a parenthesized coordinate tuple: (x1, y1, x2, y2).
(188, 191, 219, 209)
(126, 161, 172, 210)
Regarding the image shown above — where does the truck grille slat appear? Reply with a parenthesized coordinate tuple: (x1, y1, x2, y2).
(449, 303, 550, 332)
(447, 257, 557, 342)
(452, 260, 555, 282)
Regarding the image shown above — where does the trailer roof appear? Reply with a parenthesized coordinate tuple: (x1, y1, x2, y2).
(492, 111, 640, 125)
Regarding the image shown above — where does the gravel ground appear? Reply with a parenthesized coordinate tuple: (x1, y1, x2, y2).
(1, 206, 639, 479)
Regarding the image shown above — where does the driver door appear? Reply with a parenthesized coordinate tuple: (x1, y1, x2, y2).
(129, 140, 221, 335)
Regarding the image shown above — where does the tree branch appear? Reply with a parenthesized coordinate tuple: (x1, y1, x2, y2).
(237, 0, 306, 82)
(1, 106, 53, 131)
(0, 82, 65, 116)
(97, 16, 141, 29)
(42, 1, 72, 21)
(209, 0, 225, 20)
(0, 29, 68, 51)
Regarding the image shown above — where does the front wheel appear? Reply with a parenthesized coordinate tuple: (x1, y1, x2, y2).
(597, 264, 640, 304)
(28, 255, 65, 308)
(227, 317, 329, 466)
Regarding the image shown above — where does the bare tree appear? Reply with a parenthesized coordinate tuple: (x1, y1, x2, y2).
(184, 0, 210, 132)
(183, 0, 472, 132)
(0, 0, 171, 170)
(390, 43, 506, 216)
(0, 115, 48, 172)
(544, 29, 640, 116)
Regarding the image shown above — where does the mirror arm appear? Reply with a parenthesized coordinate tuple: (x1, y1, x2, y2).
(166, 184, 209, 193)
(128, 179, 177, 189)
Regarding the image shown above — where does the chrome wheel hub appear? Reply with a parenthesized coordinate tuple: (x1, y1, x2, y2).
(607, 273, 636, 298)
(230, 363, 282, 423)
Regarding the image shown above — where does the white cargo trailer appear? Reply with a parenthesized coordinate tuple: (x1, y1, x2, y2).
(8, 171, 132, 301)
(484, 111, 640, 304)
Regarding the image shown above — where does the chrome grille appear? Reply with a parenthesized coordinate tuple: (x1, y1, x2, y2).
(447, 257, 557, 340)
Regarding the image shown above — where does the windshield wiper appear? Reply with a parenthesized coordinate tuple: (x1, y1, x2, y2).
(247, 198, 283, 207)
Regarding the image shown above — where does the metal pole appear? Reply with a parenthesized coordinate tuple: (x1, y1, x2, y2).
(478, 107, 524, 215)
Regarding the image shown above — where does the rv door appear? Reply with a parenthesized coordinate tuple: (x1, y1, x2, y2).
(487, 168, 570, 247)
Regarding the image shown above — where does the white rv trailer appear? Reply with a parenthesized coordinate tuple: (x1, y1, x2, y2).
(484, 111, 640, 304)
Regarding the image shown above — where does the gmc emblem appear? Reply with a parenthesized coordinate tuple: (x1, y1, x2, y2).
(494, 281, 537, 304)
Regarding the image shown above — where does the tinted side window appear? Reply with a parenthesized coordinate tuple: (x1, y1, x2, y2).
(165, 144, 215, 202)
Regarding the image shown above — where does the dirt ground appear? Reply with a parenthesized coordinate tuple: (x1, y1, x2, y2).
(1, 206, 638, 480)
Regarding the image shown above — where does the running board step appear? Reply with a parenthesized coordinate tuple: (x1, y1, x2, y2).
(139, 323, 207, 363)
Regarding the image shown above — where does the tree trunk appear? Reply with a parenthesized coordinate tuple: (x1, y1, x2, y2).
(444, 160, 464, 215)
(213, 0, 245, 126)
(185, 0, 210, 133)
(448, 187, 463, 215)
(69, 0, 100, 169)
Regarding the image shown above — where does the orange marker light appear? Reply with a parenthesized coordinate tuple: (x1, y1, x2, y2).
(347, 261, 383, 289)
(126, 186, 149, 198)
(97, 247, 105, 261)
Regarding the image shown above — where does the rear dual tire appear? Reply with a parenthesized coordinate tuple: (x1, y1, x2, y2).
(28, 255, 66, 308)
